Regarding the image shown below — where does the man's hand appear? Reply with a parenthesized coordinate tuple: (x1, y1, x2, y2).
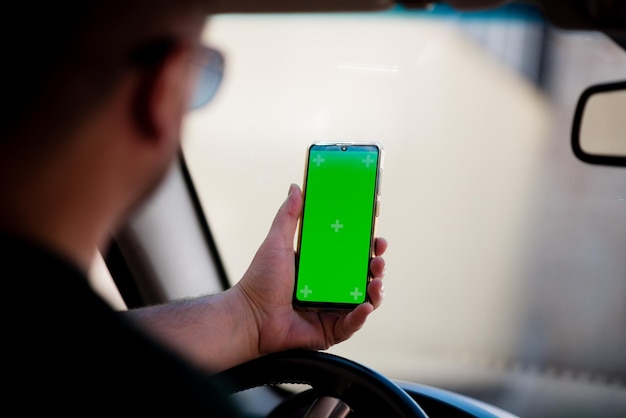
(234, 183, 387, 357)
(126, 183, 386, 373)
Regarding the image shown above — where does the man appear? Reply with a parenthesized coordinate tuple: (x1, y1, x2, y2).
(0, 0, 386, 414)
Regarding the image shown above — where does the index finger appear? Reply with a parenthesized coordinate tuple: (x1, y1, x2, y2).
(374, 237, 388, 256)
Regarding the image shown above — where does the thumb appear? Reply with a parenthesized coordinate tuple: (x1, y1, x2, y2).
(266, 184, 302, 250)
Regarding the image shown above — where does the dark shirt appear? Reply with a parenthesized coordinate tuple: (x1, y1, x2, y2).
(2, 232, 241, 415)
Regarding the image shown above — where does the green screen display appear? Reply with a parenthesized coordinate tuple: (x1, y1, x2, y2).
(295, 144, 380, 308)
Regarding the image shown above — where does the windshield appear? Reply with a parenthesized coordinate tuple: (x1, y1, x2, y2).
(181, 5, 626, 417)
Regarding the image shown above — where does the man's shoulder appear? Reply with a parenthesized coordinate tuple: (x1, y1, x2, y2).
(1, 231, 239, 415)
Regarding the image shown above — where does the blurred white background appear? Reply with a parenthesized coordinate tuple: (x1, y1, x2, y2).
(182, 8, 626, 416)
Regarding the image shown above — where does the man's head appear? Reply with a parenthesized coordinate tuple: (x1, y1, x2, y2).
(0, 0, 219, 267)
(1, 0, 211, 149)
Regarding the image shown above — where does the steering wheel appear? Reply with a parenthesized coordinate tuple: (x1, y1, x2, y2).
(214, 349, 429, 417)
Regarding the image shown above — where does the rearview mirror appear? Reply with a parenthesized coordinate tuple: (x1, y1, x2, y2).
(571, 80, 626, 167)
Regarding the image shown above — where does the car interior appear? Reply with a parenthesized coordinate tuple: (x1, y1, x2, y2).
(87, 1, 626, 417)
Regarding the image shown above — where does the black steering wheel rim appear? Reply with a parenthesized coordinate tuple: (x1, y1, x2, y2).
(213, 349, 428, 417)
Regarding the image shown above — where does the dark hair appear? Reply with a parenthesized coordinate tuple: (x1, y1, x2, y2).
(0, 0, 209, 150)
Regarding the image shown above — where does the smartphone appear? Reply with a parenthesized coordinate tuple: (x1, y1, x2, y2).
(293, 142, 384, 311)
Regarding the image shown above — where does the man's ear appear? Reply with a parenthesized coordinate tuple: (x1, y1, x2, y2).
(132, 43, 192, 143)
